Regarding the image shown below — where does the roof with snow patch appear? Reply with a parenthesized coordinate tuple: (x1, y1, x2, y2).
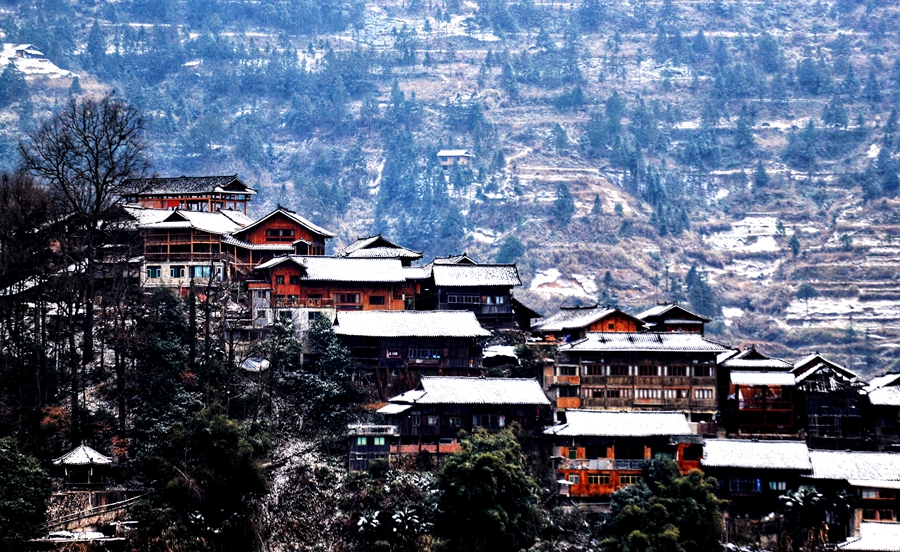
(333, 310, 490, 338)
(432, 264, 521, 287)
(53, 444, 113, 466)
(532, 306, 644, 333)
(544, 410, 692, 437)
(385, 377, 549, 406)
(559, 332, 728, 353)
(701, 439, 811, 470)
(254, 256, 407, 283)
(807, 450, 900, 483)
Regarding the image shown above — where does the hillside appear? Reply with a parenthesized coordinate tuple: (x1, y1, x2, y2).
(1, 0, 900, 376)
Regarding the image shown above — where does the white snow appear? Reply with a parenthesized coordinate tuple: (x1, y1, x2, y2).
(706, 216, 786, 253)
(530, 269, 597, 298)
(1, 43, 75, 78)
(785, 297, 900, 329)
(721, 307, 744, 327)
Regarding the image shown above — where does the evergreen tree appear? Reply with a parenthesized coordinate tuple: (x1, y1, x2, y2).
(0, 437, 51, 549)
(753, 160, 770, 190)
(496, 236, 525, 263)
(554, 182, 576, 226)
(685, 265, 719, 317)
(0, 64, 29, 109)
(822, 95, 848, 128)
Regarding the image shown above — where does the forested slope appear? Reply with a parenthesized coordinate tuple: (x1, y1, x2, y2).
(2, 0, 900, 375)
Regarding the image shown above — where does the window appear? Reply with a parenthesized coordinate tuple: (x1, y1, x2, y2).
(447, 295, 481, 304)
(588, 474, 610, 485)
(609, 365, 629, 376)
(409, 348, 441, 359)
(619, 475, 642, 486)
(410, 416, 420, 426)
(862, 509, 896, 521)
(558, 387, 579, 398)
(694, 388, 714, 400)
(729, 478, 762, 493)
(356, 437, 367, 446)
(448, 417, 461, 427)
(638, 366, 658, 376)
(665, 389, 690, 399)
(668, 366, 688, 377)
(289, 276, 300, 285)
(862, 489, 877, 499)
(279, 311, 292, 322)
(146, 266, 161, 278)
(308, 311, 322, 321)
(559, 366, 577, 376)
(495, 295, 505, 304)
(386, 350, 401, 358)
(694, 366, 712, 377)
(373, 437, 385, 446)
(369, 295, 386, 305)
(568, 473, 580, 484)
(275, 275, 285, 284)
(334, 293, 361, 304)
(191, 265, 212, 279)
(265, 228, 295, 242)
(585, 365, 604, 375)
(636, 388, 662, 399)
(473, 414, 504, 428)
(607, 388, 631, 398)
(170, 265, 185, 278)
(439, 438, 454, 445)
(426, 416, 439, 426)
(769, 481, 787, 491)
(608, 322, 615, 330)
(568, 448, 578, 459)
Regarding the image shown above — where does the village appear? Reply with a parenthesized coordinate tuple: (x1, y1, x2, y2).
(26, 168, 899, 551)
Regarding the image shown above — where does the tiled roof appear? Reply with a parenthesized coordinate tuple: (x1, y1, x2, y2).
(123, 205, 172, 226)
(559, 332, 728, 353)
(701, 439, 811, 470)
(403, 266, 432, 280)
(433, 253, 478, 265)
(437, 149, 474, 157)
(484, 345, 518, 359)
(221, 235, 293, 251)
(808, 450, 900, 482)
(793, 353, 857, 378)
(140, 209, 250, 235)
(432, 264, 521, 287)
(254, 256, 407, 282)
(722, 358, 793, 370)
(544, 410, 692, 437)
(532, 306, 642, 333)
(868, 387, 900, 406)
(730, 371, 797, 386)
(334, 311, 491, 338)
(837, 522, 900, 552)
(387, 377, 549, 406)
(125, 174, 256, 195)
(336, 235, 423, 259)
(53, 444, 113, 466)
(636, 303, 711, 323)
(794, 363, 861, 387)
(234, 206, 335, 239)
(868, 373, 900, 390)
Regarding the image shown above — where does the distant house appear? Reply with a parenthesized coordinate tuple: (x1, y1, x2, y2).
(865, 373, 900, 451)
(550, 332, 727, 426)
(636, 302, 710, 335)
(436, 149, 474, 168)
(701, 439, 812, 518)
(123, 175, 257, 214)
(545, 410, 700, 501)
(367, 376, 550, 466)
(334, 235, 423, 266)
(333, 310, 491, 397)
(14, 44, 44, 59)
(532, 305, 646, 342)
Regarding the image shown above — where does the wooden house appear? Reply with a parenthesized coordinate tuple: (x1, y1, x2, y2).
(436, 149, 474, 168)
(416, 263, 522, 330)
(545, 410, 700, 502)
(864, 374, 900, 451)
(717, 347, 794, 434)
(123, 175, 257, 214)
(701, 439, 812, 519)
(550, 332, 727, 426)
(333, 310, 491, 397)
(223, 206, 335, 274)
(334, 235, 423, 266)
(373, 376, 550, 464)
(53, 444, 113, 488)
(792, 356, 864, 450)
(725, 370, 797, 435)
(248, 256, 413, 333)
(139, 209, 252, 292)
(636, 302, 710, 335)
(14, 44, 44, 59)
(808, 450, 900, 536)
(531, 305, 646, 342)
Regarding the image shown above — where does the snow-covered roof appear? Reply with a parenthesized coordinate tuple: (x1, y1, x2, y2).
(868, 373, 900, 390)
(794, 363, 861, 388)
(484, 345, 518, 360)
(722, 358, 793, 370)
(559, 332, 728, 353)
(335, 235, 422, 260)
(433, 253, 478, 265)
(221, 235, 293, 251)
(1, 43, 74, 78)
(403, 266, 432, 280)
(532, 306, 643, 333)
(431, 264, 521, 287)
(53, 444, 113, 466)
(544, 410, 692, 437)
(636, 302, 711, 323)
(377, 403, 413, 415)
(140, 209, 250, 235)
(254, 256, 407, 283)
(125, 174, 257, 196)
(793, 353, 857, 379)
(333, 311, 491, 338)
(123, 205, 172, 226)
(837, 522, 900, 552)
(807, 450, 900, 483)
(730, 371, 796, 386)
(868, 387, 900, 406)
(437, 149, 474, 157)
(701, 439, 811, 470)
(234, 206, 334, 239)
(387, 377, 549, 406)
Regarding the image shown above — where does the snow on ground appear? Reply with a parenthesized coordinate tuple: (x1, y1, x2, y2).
(530, 269, 596, 298)
(1, 44, 75, 78)
(785, 297, 900, 329)
(472, 227, 500, 244)
(721, 306, 744, 327)
(706, 216, 785, 253)
(572, 274, 598, 296)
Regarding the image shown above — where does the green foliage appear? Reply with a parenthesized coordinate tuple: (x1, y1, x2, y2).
(603, 458, 722, 552)
(0, 64, 29, 109)
(554, 182, 576, 226)
(496, 236, 526, 263)
(131, 406, 270, 552)
(347, 470, 438, 552)
(779, 486, 854, 552)
(685, 265, 719, 318)
(0, 437, 51, 549)
(435, 428, 546, 552)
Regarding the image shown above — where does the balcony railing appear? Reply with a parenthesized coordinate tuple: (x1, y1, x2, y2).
(274, 298, 336, 308)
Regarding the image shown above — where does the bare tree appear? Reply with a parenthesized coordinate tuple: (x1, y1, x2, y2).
(18, 93, 150, 440)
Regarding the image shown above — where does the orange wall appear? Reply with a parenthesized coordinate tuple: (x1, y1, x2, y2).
(268, 264, 411, 310)
(588, 313, 640, 332)
(235, 213, 325, 246)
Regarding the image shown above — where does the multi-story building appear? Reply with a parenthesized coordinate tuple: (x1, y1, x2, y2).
(124, 174, 257, 214)
(531, 305, 646, 342)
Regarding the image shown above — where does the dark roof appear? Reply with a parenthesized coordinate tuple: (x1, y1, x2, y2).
(512, 297, 543, 320)
(124, 174, 257, 196)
